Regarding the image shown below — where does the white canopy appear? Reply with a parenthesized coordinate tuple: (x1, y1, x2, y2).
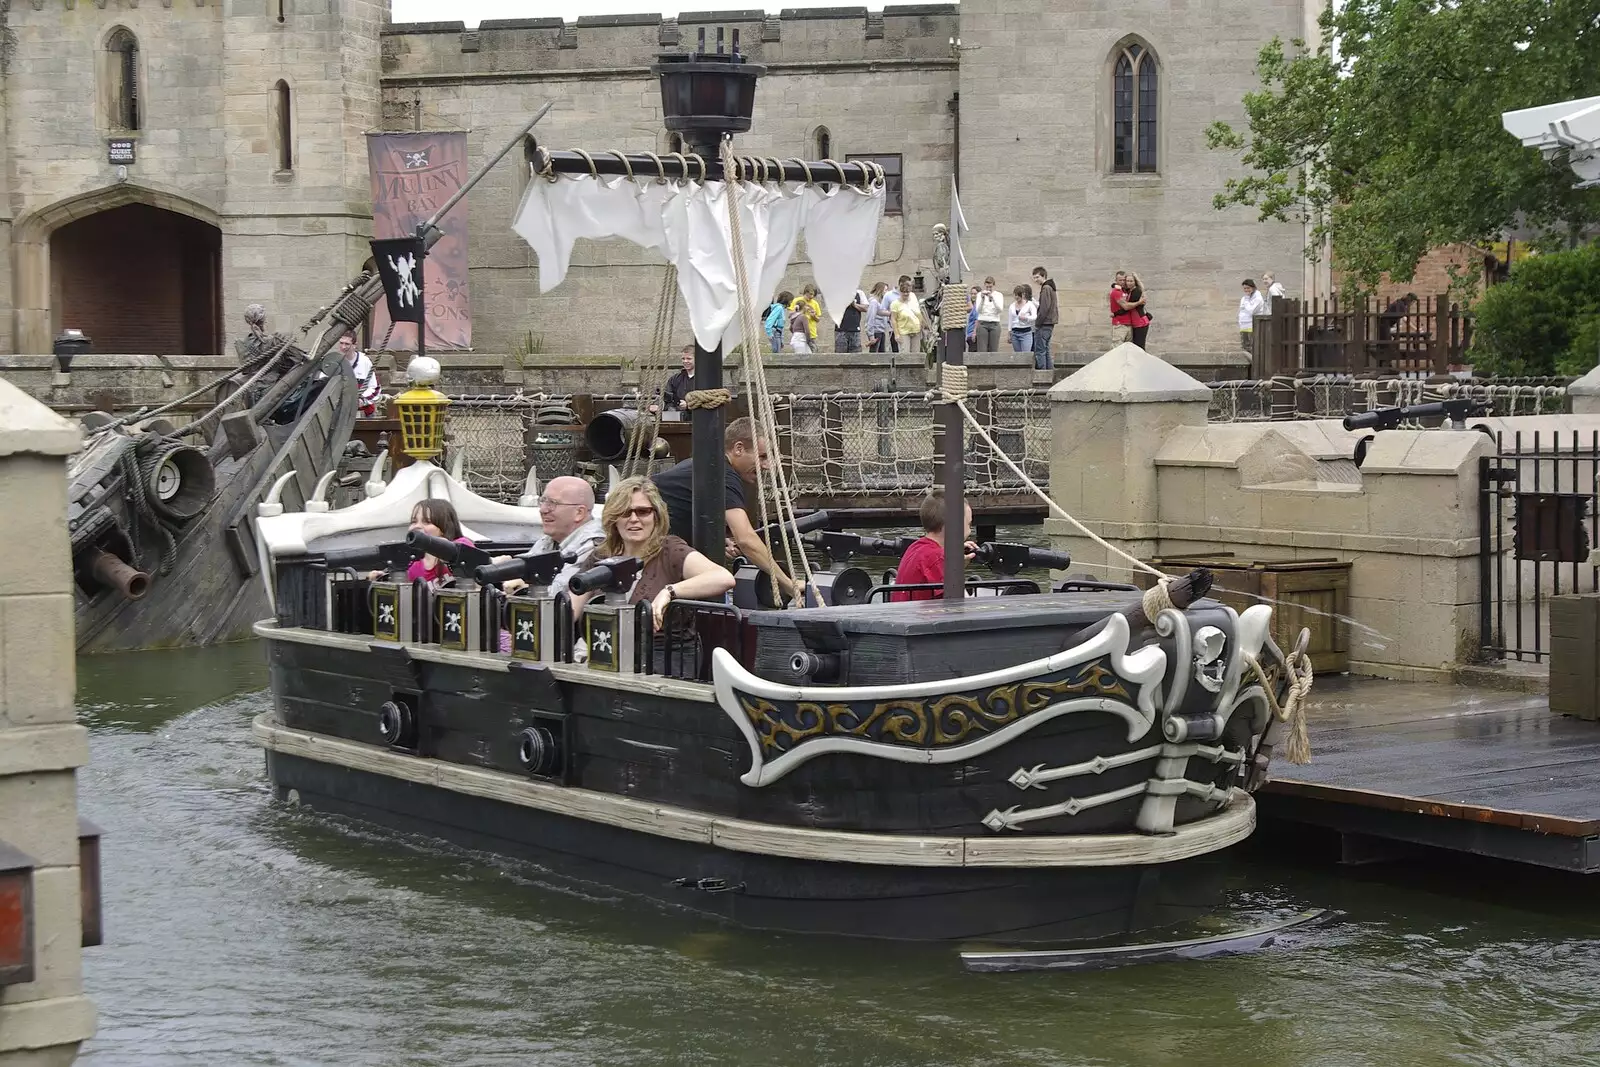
(511, 174, 885, 353)
(1502, 95, 1600, 188)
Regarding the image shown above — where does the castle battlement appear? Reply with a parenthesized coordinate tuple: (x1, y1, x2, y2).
(381, 5, 960, 80)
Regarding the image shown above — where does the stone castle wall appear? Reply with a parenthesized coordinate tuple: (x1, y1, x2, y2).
(377, 7, 959, 358)
(0, 1, 1311, 367)
(1, 0, 385, 354)
(957, 0, 1310, 356)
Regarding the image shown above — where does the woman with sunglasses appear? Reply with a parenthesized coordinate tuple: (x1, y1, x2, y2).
(567, 477, 734, 632)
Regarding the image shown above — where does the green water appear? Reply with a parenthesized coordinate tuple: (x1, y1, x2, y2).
(75, 642, 1600, 1067)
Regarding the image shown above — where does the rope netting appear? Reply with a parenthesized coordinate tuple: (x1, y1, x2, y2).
(435, 390, 1051, 502)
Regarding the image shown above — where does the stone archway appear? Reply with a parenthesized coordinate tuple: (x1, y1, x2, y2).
(13, 184, 223, 354)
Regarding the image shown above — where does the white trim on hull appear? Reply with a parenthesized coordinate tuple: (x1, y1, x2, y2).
(252, 712, 1257, 869)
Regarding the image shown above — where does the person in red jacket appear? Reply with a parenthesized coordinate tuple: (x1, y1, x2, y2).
(891, 490, 977, 602)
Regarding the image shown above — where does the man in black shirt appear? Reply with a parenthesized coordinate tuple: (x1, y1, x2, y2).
(649, 416, 798, 601)
(834, 289, 868, 353)
(660, 344, 694, 410)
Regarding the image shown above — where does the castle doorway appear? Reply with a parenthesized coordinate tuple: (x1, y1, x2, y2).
(49, 203, 222, 354)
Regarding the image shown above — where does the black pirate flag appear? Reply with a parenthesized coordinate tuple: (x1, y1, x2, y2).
(370, 236, 426, 324)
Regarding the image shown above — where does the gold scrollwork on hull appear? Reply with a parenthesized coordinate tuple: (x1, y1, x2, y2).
(740, 658, 1134, 754)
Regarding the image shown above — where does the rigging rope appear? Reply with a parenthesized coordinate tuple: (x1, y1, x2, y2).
(720, 138, 816, 607)
(935, 356, 1314, 762)
(625, 262, 681, 478)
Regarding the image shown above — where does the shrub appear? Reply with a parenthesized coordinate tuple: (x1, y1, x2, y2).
(1467, 242, 1600, 377)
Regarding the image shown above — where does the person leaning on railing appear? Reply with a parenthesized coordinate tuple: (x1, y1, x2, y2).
(567, 477, 734, 632)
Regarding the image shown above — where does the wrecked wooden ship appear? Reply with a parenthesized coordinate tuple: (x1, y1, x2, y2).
(67, 285, 377, 653)
(247, 56, 1313, 944)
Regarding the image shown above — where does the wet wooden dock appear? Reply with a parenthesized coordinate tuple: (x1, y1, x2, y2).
(1260, 677, 1600, 872)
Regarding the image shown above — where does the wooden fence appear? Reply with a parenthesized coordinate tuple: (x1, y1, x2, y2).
(1250, 294, 1474, 378)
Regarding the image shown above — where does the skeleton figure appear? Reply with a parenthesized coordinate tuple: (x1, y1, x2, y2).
(932, 223, 951, 286)
(243, 303, 267, 337)
(389, 253, 421, 308)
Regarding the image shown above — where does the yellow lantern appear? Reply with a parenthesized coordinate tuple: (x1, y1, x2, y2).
(391, 356, 450, 461)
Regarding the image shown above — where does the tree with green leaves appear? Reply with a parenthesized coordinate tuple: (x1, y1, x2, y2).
(1205, 0, 1599, 292)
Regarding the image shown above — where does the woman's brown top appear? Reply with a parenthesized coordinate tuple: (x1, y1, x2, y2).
(581, 535, 693, 606)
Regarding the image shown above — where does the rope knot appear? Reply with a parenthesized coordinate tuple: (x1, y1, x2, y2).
(1140, 579, 1175, 623)
(937, 364, 969, 404)
(684, 388, 733, 410)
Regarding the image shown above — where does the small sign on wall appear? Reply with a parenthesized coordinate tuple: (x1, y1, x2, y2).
(107, 139, 135, 165)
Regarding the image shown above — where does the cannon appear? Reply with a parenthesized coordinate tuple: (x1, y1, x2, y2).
(567, 554, 646, 596)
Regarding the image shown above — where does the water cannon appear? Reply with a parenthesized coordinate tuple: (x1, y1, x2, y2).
(405, 529, 494, 572)
(567, 554, 646, 596)
(804, 530, 916, 564)
(760, 510, 833, 541)
(474, 549, 574, 589)
(972, 542, 1073, 576)
(320, 540, 413, 574)
(1342, 398, 1490, 433)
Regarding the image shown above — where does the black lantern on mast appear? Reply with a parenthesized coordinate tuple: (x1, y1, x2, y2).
(651, 38, 764, 158)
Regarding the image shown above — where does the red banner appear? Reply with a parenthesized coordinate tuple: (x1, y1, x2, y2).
(367, 132, 471, 351)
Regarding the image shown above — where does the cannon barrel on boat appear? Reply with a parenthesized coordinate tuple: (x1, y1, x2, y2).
(319, 540, 412, 573)
(474, 549, 574, 589)
(1342, 398, 1490, 432)
(84, 548, 150, 601)
(802, 530, 916, 563)
(404, 530, 495, 571)
(566, 554, 646, 596)
(971, 542, 1073, 576)
(760, 509, 833, 541)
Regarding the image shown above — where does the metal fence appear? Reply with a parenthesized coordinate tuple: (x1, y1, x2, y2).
(1209, 376, 1571, 423)
(1479, 430, 1600, 662)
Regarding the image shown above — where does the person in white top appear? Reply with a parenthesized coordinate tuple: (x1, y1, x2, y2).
(972, 276, 1007, 352)
(335, 330, 382, 415)
(1262, 272, 1287, 311)
(1237, 279, 1266, 351)
(1008, 284, 1038, 354)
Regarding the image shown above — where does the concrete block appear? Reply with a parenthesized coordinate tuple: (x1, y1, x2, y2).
(0, 595, 76, 727)
(0, 772, 80, 868)
(0, 724, 89, 778)
(0, 457, 72, 597)
(0, 995, 96, 1058)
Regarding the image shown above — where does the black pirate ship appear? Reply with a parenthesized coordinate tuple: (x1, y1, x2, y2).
(248, 51, 1312, 944)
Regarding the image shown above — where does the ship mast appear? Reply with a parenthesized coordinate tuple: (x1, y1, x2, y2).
(524, 32, 882, 567)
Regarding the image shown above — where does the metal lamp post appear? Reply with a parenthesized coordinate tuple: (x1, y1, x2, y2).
(650, 43, 764, 561)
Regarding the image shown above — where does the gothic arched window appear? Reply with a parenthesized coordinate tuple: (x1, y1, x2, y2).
(814, 126, 832, 160)
(106, 28, 140, 131)
(1112, 42, 1157, 173)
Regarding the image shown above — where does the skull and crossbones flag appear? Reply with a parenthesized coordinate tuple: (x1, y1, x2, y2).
(370, 237, 426, 324)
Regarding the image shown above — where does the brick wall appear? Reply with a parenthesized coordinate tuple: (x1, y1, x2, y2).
(50, 203, 219, 354)
(1372, 243, 1494, 309)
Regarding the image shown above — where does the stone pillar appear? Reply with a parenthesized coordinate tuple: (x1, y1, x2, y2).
(0, 379, 95, 1065)
(1570, 365, 1600, 416)
(1046, 342, 1212, 580)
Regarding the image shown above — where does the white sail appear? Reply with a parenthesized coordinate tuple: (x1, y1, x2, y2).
(511, 174, 884, 352)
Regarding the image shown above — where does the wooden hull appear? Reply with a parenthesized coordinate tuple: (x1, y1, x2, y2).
(253, 607, 1278, 944)
(72, 375, 357, 653)
(261, 738, 1239, 944)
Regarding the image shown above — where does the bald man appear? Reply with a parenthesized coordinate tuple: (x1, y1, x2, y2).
(518, 476, 604, 595)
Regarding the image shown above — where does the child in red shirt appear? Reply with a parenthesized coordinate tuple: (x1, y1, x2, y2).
(891, 490, 976, 601)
